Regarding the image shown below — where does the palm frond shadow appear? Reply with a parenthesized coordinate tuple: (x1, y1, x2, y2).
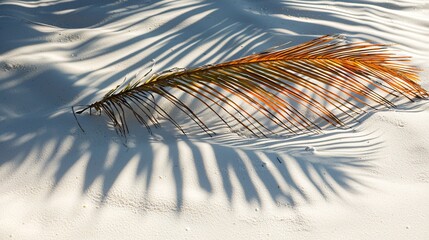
(1, 0, 428, 212)
(0, 109, 384, 209)
(185, 128, 381, 205)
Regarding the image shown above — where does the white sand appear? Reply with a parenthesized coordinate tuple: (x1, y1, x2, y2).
(1, 0, 428, 239)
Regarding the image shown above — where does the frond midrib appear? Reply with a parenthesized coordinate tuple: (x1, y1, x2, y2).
(96, 55, 415, 107)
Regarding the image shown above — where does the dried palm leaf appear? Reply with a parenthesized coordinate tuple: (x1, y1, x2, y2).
(74, 35, 428, 137)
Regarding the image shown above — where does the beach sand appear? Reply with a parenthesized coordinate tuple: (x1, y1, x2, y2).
(1, 0, 428, 239)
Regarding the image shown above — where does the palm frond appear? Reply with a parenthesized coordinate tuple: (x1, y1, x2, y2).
(75, 35, 428, 137)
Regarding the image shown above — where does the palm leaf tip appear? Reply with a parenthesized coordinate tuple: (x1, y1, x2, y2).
(74, 35, 429, 137)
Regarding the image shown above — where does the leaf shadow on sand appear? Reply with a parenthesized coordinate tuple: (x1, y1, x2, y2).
(0, 0, 428, 211)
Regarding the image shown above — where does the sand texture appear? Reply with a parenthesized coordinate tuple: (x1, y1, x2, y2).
(1, 0, 429, 239)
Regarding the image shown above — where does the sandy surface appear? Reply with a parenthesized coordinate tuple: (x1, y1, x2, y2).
(1, 0, 429, 239)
